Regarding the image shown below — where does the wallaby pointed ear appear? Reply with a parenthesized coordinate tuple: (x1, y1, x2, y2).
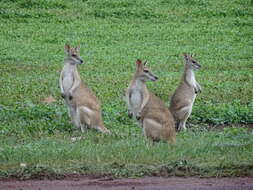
(64, 44, 70, 53)
(182, 53, 187, 57)
(75, 45, 80, 52)
(143, 60, 148, 66)
(136, 59, 142, 66)
(182, 53, 189, 60)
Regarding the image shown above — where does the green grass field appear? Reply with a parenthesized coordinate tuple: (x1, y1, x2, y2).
(0, 0, 252, 178)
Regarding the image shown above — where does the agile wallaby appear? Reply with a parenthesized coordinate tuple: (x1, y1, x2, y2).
(126, 59, 176, 143)
(59, 44, 110, 133)
(125, 59, 158, 120)
(169, 53, 201, 131)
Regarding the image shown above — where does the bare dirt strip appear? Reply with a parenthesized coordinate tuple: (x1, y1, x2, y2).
(1, 176, 253, 190)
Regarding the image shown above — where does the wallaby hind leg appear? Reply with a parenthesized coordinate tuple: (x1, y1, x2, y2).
(78, 106, 110, 134)
(175, 120, 180, 132)
(92, 114, 111, 134)
(177, 106, 192, 131)
(143, 118, 163, 141)
(71, 107, 88, 133)
(77, 106, 92, 133)
(68, 105, 76, 124)
(93, 125, 111, 134)
(178, 112, 191, 131)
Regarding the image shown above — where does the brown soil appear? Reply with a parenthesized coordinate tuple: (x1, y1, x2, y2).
(1, 176, 253, 190)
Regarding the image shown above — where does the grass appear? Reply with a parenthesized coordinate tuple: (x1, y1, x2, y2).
(0, 0, 252, 178)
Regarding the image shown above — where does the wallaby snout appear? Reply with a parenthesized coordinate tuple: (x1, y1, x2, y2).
(78, 59, 84, 64)
(151, 75, 158, 81)
(193, 61, 201, 70)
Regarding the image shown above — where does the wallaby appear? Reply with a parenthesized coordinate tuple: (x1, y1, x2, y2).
(125, 59, 158, 120)
(59, 44, 110, 133)
(126, 59, 176, 143)
(169, 53, 201, 131)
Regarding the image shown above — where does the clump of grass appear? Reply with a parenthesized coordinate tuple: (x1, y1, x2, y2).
(191, 100, 253, 125)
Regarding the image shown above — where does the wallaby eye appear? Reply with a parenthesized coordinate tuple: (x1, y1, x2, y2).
(143, 70, 149, 73)
(192, 61, 196, 64)
(72, 54, 77, 57)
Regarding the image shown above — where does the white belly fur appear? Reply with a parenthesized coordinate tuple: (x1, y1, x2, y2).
(130, 90, 142, 114)
(62, 74, 74, 93)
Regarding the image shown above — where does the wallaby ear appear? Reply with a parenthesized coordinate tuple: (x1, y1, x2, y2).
(64, 44, 70, 53)
(75, 45, 80, 52)
(143, 60, 148, 66)
(182, 53, 187, 57)
(136, 59, 142, 66)
(191, 53, 196, 57)
(182, 53, 189, 60)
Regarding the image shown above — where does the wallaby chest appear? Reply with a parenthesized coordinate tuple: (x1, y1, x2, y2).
(130, 89, 142, 108)
(62, 65, 76, 92)
(129, 81, 144, 108)
(186, 70, 198, 88)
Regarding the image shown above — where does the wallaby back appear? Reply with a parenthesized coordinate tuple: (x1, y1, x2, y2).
(71, 80, 110, 133)
(140, 92, 176, 143)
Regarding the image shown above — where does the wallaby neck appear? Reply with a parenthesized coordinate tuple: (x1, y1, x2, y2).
(64, 59, 78, 68)
(133, 78, 147, 89)
(183, 66, 196, 87)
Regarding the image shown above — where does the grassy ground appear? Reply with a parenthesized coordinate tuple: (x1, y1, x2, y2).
(0, 0, 252, 178)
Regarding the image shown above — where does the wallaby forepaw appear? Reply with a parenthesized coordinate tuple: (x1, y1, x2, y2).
(101, 128, 111, 134)
(136, 112, 142, 120)
(105, 129, 111, 134)
(128, 110, 133, 118)
(136, 115, 141, 120)
(61, 93, 66, 99)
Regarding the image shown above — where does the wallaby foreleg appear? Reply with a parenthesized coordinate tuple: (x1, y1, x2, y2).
(136, 93, 149, 120)
(126, 90, 134, 118)
(68, 78, 81, 100)
(196, 82, 202, 93)
(66, 105, 75, 124)
(59, 71, 65, 98)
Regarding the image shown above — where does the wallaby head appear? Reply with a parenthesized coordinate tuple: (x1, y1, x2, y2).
(64, 44, 84, 65)
(134, 59, 158, 82)
(183, 53, 201, 70)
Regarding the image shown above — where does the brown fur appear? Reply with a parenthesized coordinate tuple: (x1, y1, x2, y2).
(140, 92, 176, 143)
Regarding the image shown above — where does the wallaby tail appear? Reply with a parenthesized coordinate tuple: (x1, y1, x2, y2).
(169, 135, 176, 144)
(98, 126, 111, 134)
